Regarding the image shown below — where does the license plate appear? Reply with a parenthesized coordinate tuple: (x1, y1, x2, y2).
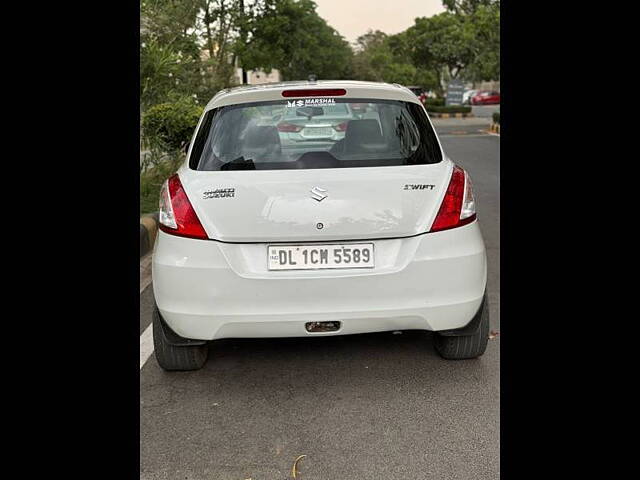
(268, 244, 375, 271)
(302, 127, 333, 138)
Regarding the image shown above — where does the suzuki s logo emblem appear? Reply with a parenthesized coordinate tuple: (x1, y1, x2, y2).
(310, 186, 328, 202)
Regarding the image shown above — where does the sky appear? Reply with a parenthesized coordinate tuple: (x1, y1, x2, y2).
(314, 0, 446, 45)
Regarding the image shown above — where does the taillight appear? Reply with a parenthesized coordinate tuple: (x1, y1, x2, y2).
(277, 122, 303, 133)
(282, 89, 346, 97)
(429, 166, 477, 232)
(333, 121, 349, 132)
(158, 174, 208, 240)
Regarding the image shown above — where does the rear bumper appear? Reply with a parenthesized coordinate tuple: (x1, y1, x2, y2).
(152, 222, 487, 340)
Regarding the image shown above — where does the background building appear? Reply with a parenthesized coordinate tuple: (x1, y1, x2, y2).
(234, 68, 282, 85)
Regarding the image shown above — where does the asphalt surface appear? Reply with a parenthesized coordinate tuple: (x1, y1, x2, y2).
(471, 104, 500, 118)
(140, 123, 500, 480)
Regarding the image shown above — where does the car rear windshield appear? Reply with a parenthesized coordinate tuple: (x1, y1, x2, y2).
(189, 98, 442, 171)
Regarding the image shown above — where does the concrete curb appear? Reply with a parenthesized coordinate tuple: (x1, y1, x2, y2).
(140, 212, 159, 258)
(490, 123, 500, 134)
(428, 112, 475, 119)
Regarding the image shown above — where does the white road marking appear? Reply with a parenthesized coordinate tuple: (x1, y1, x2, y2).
(140, 323, 154, 370)
(140, 276, 152, 295)
(140, 253, 153, 294)
(140, 253, 155, 370)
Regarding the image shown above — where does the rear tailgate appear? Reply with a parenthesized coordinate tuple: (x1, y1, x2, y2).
(179, 162, 452, 243)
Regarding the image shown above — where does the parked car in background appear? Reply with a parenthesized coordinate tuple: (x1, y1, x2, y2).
(406, 86, 423, 97)
(275, 102, 356, 146)
(406, 86, 437, 100)
(463, 89, 478, 105)
(470, 91, 500, 105)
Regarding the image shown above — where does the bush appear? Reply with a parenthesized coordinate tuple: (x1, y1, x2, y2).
(140, 172, 161, 215)
(493, 111, 500, 124)
(140, 158, 180, 215)
(140, 96, 203, 215)
(424, 97, 445, 107)
(426, 105, 472, 114)
(142, 97, 203, 152)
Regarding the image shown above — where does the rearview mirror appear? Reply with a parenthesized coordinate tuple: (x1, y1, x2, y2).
(296, 106, 324, 118)
(349, 103, 368, 115)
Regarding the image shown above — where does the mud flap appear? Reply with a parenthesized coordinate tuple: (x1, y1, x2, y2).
(436, 292, 488, 337)
(155, 307, 208, 347)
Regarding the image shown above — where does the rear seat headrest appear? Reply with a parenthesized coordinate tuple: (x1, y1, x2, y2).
(344, 119, 384, 152)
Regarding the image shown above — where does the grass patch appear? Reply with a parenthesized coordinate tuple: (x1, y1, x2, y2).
(140, 173, 162, 215)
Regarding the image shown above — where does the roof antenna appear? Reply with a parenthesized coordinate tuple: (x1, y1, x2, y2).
(308, 74, 317, 82)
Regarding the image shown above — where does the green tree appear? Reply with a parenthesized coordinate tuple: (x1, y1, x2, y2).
(408, 12, 476, 82)
(350, 30, 440, 90)
(439, 0, 500, 83)
(442, 0, 498, 15)
(141, 0, 252, 108)
(141, 0, 204, 108)
(351, 30, 389, 81)
(196, 0, 245, 94)
(464, 3, 500, 82)
(240, 0, 353, 80)
(140, 39, 183, 109)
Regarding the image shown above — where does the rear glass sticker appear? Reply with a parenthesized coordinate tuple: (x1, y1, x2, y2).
(286, 98, 336, 108)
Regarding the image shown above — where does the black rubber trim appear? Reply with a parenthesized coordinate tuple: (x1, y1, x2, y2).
(164, 218, 478, 245)
(155, 308, 207, 347)
(437, 292, 487, 337)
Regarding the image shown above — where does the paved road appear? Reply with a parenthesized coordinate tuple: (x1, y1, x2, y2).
(429, 107, 497, 136)
(471, 104, 500, 118)
(140, 127, 500, 479)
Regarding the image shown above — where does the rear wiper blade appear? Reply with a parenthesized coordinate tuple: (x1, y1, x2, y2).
(220, 156, 256, 170)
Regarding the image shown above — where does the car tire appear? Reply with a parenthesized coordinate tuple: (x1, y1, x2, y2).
(152, 306, 208, 371)
(434, 294, 490, 360)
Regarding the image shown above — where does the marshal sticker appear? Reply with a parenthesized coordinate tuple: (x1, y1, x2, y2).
(286, 98, 336, 108)
(203, 188, 235, 199)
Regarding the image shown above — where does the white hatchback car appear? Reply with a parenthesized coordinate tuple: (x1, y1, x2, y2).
(152, 80, 489, 371)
